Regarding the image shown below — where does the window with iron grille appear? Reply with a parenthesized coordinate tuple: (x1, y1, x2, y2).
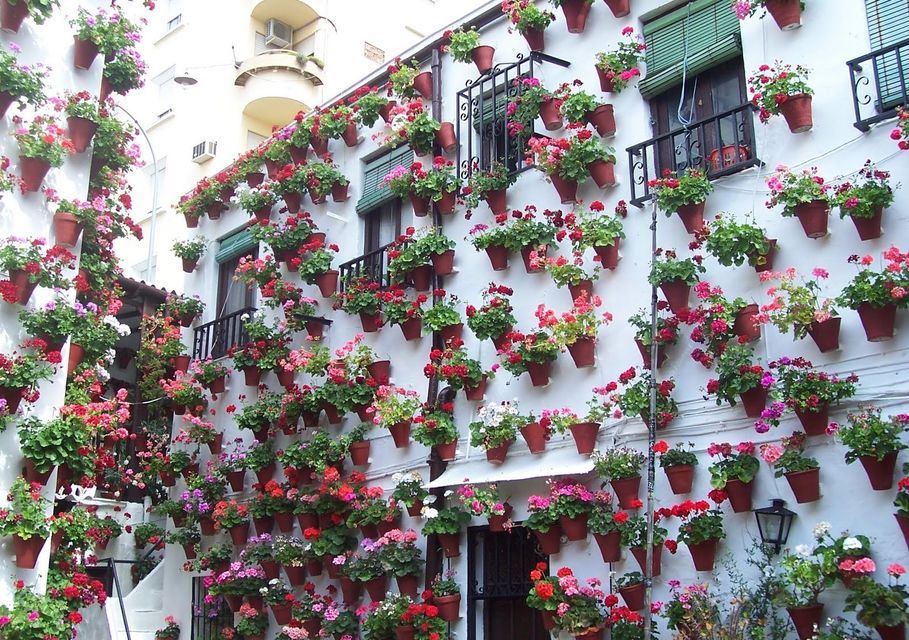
(455, 52, 569, 183)
(466, 526, 549, 640)
(864, 0, 909, 110)
(191, 576, 232, 640)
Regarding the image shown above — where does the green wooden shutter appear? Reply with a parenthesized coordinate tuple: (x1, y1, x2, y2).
(356, 146, 414, 213)
(215, 228, 257, 263)
(865, 0, 909, 109)
(640, 0, 741, 99)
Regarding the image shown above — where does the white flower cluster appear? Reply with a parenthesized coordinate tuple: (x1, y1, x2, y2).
(476, 400, 520, 428)
(392, 470, 423, 486)
(812, 521, 830, 539)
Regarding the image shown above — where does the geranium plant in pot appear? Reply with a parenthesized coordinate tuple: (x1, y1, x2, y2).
(525, 495, 562, 555)
(592, 447, 645, 509)
(533, 252, 602, 302)
(101, 47, 146, 96)
(772, 535, 835, 640)
(655, 441, 698, 495)
(154, 617, 181, 640)
(766, 165, 831, 238)
(629, 306, 680, 369)
(535, 292, 611, 368)
(703, 214, 776, 272)
(550, 570, 608, 639)
(759, 267, 840, 351)
(706, 342, 773, 417)
(18, 415, 88, 485)
(430, 570, 462, 621)
(466, 283, 516, 347)
(420, 503, 470, 557)
(734, 0, 806, 30)
(648, 168, 714, 234)
(410, 227, 457, 276)
(835, 406, 908, 491)
(844, 570, 909, 640)
(587, 492, 626, 562)
(413, 156, 460, 212)
(12, 114, 75, 192)
(333, 276, 383, 331)
(463, 161, 516, 214)
(391, 471, 428, 517)
(619, 513, 670, 576)
(760, 432, 821, 504)
(837, 248, 909, 342)
(507, 77, 569, 135)
(424, 341, 488, 398)
(505, 207, 557, 271)
(648, 249, 705, 314)
(0, 348, 55, 411)
(371, 385, 421, 448)
(0, 239, 75, 306)
(687, 283, 759, 367)
(527, 128, 617, 200)
(750, 61, 814, 132)
(707, 441, 759, 513)
(594, 27, 645, 93)
(561, 86, 616, 137)
(442, 27, 494, 74)
(378, 287, 427, 340)
(547, 478, 595, 541)
(412, 403, 459, 461)
(497, 329, 560, 387)
(55, 91, 100, 153)
(469, 401, 523, 463)
(0, 43, 47, 117)
(591, 367, 679, 430)
(832, 162, 894, 241)
(172, 237, 207, 273)
(526, 562, 566, 630)
(674, 500, 726, 572)
(456, 484, 512, 532)
(566, 200, 625, 269)
(501, 0, 555, 50)
(0, 477, 51, 569)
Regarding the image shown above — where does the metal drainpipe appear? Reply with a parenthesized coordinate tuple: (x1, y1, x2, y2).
(425, 46, 446, 593)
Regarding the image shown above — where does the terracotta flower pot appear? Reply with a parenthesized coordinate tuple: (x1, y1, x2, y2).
(560, 0, 592, 33)
(665, 464, 695, 495)
(0, 0, 28, 33)
(389, 420, 412, 448)
(522, 27, 545, 51)
(588, 159, 616, 188)
(52, 211, 83, 249)
(431, 249, 455, 275)
(228, 522, 249, 546)
(596, 66, 616, 93)
(379, 100, 397, 124)
(434, 593, 461, 621)
(254, 463, 276, 485)
(739, 385, 769, 418)
(568, 422, 599, 455)
(367, 359, 391, 384)
(226, 469, 245, 492)
(779, 94, 813, 133)
(520, 422, 547, 453)
(492, 329, 512, 351)
(282, 191, 302, 213)
(859, 452, 897, 490)
(350, 440, 371, 466)
(631, 543, 662, 577)
(436, 122, 458, 153)
(488, 504, 513, 533)
(341, 121, 360, 147)
(360, 311, 382, 333)
(406, 500, 423, 518)
(611, 475, 641, 509)
(533, 525, 562, 555)
(734, 304, 761, 342)
(437, 532, 461, 557)
(850, 206, 884, 240)
(793, 200, 829, 238)
(550, 174, 578, 203)
(676, 201, 706, 234)
(753, 238, 777, 273)
(409, 193, 430, 217)
(485, 440, 513, 464)
(485, 188, 507, 214)
(395, 625, 415, 640)
(604, 0, 631, 17)
(253, 516, 274, 536)
(619, 582, 645, 610)
(0, 91, 14, 119)
(399, 317, 423, 341)
(435, 190, 457, 215)
(67, 343, 86, 377)
(688, 539, 719, 571)
(539, 99, 563, 130)
(724, 479, 754, 513)
(794, 405, 829, 436)
(567, 338, 596, 368)
(807, 317, 841, 352)
(594, 240, 620, 269)
(895, 514, 909, 549)
(785, 467, 821, 503)
(67, 116, 98, 154)
(413, 71, 433, 100)
(875, 625, 904, 640)
(526, 360, 552, 387)
(301, 618, 321, 639)
(636, 339, 667, 370)
(310, 136, 329, 157)
(340, 576, 362, 605)
(434, 440, 457, 462)
(540, 610, 556, 631)
(19, 156, 51, 192)
(396, 574, 420, 597)
(464, 374, 486, 400)
(245, 171, 265, 188)
(471, 44, 495, 73)
(408, 264, 432, 291)
(765, 0, 803, 30)
(311, 269, 338, 298)
(181, 258, 197, 273)
(13, 534, 46, 569)
(520, 245, 545, 273)
(788, 604, 824, 640)
(594, 530, 621, 562)
(568, 281, 593, 304)
(559, 513, 589, 541)
(23, 459, 52, 486)
(485, 244, 509, 271)
(270, 604, 292, 626)
(659, 279, 691, 314)
(857, 303, 897, 341)
(587, 104, 616, 137)
(289, 143, 308, 164)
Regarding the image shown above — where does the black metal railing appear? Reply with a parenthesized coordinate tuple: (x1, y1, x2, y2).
(191, 575, 232, 640)
(192, 307, 255, 360)
(626, 102, 761, 206)
(847, 36, 909, 131)
(338, 243, 394, 292)
(456, 51, 570, 182)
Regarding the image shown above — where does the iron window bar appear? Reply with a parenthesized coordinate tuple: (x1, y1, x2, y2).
(338, 241, 396, 293)
(846, 35, 909, 131)
(192, 306, 331, 360)
(626, 101, 761, 206)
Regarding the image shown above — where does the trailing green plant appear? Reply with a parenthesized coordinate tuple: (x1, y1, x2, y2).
(648, 249, 705, 286)
(703, 215, 773, 268)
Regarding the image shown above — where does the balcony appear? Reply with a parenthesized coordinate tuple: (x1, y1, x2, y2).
(625, 102, 761, 206)
(847, 36, 909, 131)
(338, 243, 393, 293)
(234, 49, 325, 87)
(193, 307, 255, 360)
(250, 0, 321, 27)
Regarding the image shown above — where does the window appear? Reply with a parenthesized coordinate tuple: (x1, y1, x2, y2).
(152, 66, 176, 119)
(145, 157, 167, 215)
(467, 526, 549, 640)
(254, 31, 286, 54)
(161, 0, 182, 35)
(455, 53, 568, 182)
(864, 0, 909, 110)
(191, 576, 231, 640)
(296, 34, 316, 57)
(246, 131, 267, 150)
(364, 199, 401, 254)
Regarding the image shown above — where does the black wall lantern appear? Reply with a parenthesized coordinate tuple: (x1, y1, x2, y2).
(754, 499, 796, 553)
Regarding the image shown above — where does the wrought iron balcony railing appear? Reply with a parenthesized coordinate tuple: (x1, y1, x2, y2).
(338, 242, 393, 293)
(626, 102, 761, 206)
(192, 307, 256, 360)
(847, 36, 909, 131)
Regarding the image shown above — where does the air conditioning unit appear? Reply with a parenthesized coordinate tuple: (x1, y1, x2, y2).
(265, 18, 292, 49)
(191, 141, 217, 164)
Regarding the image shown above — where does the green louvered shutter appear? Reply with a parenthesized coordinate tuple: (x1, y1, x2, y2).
(215, 228, 257, 263)
(356, 146, 414, 213)
(865, 0, 909, 109)
(640, 0, 742, 99)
